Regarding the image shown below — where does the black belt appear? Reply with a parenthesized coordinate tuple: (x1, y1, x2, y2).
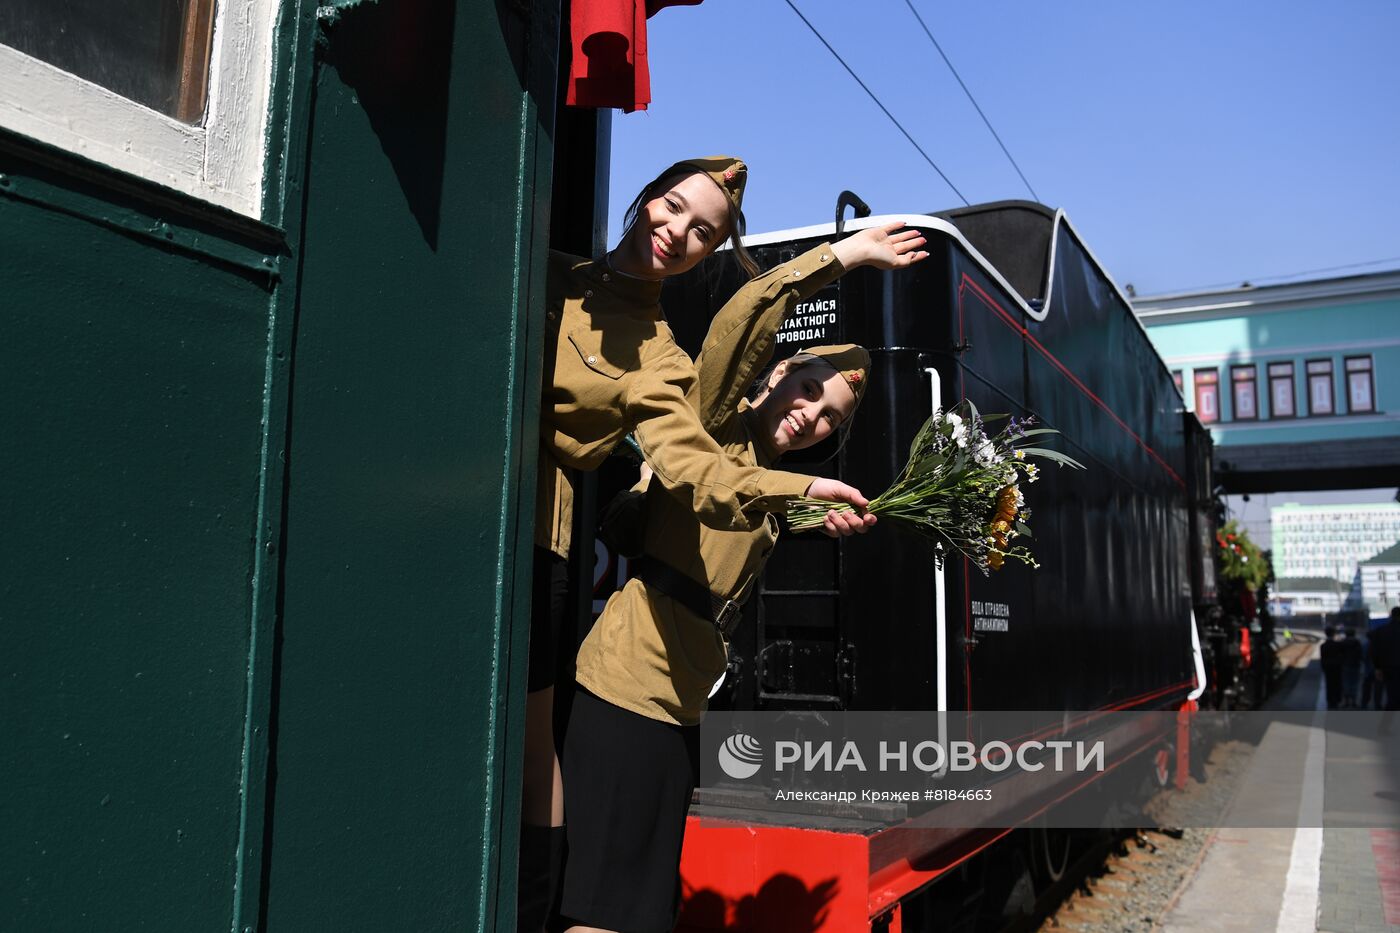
(634, 557, 743, 638)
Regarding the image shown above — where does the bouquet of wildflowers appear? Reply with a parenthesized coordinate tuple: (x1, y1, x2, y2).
(786, 400, 1083, 574)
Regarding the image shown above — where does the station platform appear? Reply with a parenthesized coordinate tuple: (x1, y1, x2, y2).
(1162, 640, 1400, 933)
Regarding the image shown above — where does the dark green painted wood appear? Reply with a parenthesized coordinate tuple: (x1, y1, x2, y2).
(0, 187, 281, 930)
(257, 1, 556, 929)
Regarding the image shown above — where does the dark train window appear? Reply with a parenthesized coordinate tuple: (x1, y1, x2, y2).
(1345, 356, 1375, 413)
(1268, 361, 1296, 417)
(1193, 368, 1219, 423)
(1230, 364, 1258, 420)
(1306, 358, 1334, 416)
(0, 0, 272, 215)
(0, 0, 216, 122)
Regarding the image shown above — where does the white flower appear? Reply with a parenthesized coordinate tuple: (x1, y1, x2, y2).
(973, 438, 1000, 466)
(947, 413, 967, 448)
(1014, 449, 1026, 460)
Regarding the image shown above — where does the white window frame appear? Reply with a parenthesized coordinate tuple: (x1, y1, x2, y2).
(0, 0, 279, 218)
(1268, 361, 1296, 418)
(1344, 355, 1375, 414)
(1306, 358, 1334, 416)
(1230, 364, 1258, 420)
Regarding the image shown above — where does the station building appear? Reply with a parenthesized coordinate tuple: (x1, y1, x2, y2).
(1269, 502, 1400, 583)
(1133, 270, 1400, 493)
(1270, 576, 1348, 617)
(1351, 539, 1400, 615)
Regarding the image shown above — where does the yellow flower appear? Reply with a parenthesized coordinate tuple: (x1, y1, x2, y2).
(994, 485, 1019, 524)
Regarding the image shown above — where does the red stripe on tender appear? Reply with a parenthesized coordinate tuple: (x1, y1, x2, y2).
(1373, 830, 1400, 924)
(958, 275, 1185, 490)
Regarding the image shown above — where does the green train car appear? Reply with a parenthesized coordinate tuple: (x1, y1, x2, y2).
(2, 1, 591, 928)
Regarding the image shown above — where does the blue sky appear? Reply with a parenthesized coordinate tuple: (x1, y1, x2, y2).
(608, 0, 1400, 297)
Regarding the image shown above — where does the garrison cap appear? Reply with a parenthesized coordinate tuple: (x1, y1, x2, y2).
(663, 155, 747, 214)
(791, 343, 870, 407)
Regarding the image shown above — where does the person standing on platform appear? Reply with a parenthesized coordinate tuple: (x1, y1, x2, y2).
(1373, 607, 1400, 733)
(1362, 624, 1383, 710)
(1341, 627, 1364, 709)
(1320, 626, 1344, 710)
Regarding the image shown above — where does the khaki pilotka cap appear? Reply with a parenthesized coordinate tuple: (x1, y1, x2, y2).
(662, 155, 747, 213)
(792, 344, 870, 408)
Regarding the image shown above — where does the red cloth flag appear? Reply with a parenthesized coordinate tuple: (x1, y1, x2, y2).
(567, 0, 702, 112)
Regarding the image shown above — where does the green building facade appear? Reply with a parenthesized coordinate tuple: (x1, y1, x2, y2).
(1134, 271, 1400, 492)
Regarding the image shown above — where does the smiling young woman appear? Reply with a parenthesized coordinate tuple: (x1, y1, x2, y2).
(556, 346, 878, 933)
(751, 353, 858, 455)
(608, 169, 753, 280)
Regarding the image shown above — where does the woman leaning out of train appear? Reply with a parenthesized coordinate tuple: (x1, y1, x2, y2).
(519, 154, 928, 929)
(553, 254, 927, 931)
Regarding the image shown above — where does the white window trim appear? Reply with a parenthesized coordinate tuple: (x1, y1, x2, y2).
(0, 0, 278, 218)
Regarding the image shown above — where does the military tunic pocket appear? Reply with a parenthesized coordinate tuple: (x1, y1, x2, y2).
(568, 329, 628, 380)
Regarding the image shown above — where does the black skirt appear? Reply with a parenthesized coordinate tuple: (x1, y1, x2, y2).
(559, 688, 699, 932)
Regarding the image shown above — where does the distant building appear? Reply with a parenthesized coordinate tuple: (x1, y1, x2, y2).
(1354, 540, 1400, 614)
(1271, 576, 1348, 616)
(1134, 270, 1400, 493)
(1271, 503, 1400, 583)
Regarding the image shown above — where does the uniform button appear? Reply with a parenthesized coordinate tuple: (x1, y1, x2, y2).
(792, 270, 802, 278)
(546, 311, 557, 321)
(821, 253, 830, 261)
(584, 289, 594, 298)
(602, 273, 611, 282)
(587, 355, 598, 365)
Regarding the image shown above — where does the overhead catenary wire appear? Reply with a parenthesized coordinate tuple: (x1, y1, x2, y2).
(1161, 255, 1400, 296)
(782, 0, 969, 206)
(901, 0, 1040, 203)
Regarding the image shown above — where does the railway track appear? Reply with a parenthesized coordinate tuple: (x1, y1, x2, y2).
(1004, 633, 1323, 933)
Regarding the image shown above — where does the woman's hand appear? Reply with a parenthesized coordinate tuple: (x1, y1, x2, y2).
(802, 478, 878, 538)
(830, 221, 929, 271)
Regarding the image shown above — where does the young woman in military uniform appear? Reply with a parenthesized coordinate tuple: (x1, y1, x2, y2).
(520, 156, 915, 925)
(554, 229, 927, 931)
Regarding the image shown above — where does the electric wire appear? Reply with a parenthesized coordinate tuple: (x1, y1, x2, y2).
(1157, 255, 1400, 296)
(901, 0, 1040, 202)
(782, 0, 969, 206)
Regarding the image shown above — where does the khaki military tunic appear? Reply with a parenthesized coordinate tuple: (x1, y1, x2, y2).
(575, 243, 845, 725)
(535, 249, 838, 557)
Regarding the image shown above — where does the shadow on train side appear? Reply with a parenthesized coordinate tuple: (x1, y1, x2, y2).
(321, 0, 456, 249)
(681, 874, 841, 933)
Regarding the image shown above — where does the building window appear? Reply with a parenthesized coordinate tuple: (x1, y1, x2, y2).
(1194, 368, 1220, 424)
(1231, 365, 1258, 420)
(1172, 370, 1183, 393)
(1268, 362, 1295, 418)
(1345, 356, 1375, 413)
(0, 0, 277, 217)
(1307, 359, 1334, 415)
